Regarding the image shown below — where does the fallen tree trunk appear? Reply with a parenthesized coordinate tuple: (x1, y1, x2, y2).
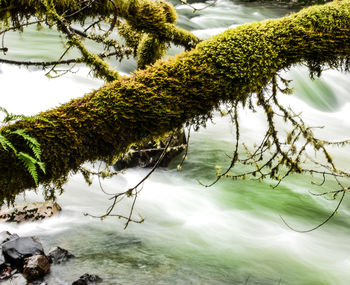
(0, 0, 349, 204)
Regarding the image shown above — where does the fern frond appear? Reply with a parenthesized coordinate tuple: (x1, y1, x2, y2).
(0, 106, 10, 117)
(37, 161, 46, 174)
(0, 134, 17, 154)
(28, 116, 54, 126)
(17, 152, 38, 185)
(0, 106, 53, 125)
(10, 129, 41, 160)
(4, 114, 32, 123)
(0, 107, 47, 187)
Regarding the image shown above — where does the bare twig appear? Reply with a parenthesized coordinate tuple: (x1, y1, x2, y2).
(280, 189, 346, 233)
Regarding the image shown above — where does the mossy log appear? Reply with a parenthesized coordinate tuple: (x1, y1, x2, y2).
(0, 0, 350, 204)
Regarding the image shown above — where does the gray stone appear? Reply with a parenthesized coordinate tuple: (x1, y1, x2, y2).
(2, 237, 44, 269)
(0, 250, 5, 268)
(0, 232, 19, 245)
(72, 273, 103, 284)
(48, 247, 75, 264)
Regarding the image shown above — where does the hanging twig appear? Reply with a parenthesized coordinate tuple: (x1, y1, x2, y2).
(280, 189, 346, 233)
(84, 133, 175, 228)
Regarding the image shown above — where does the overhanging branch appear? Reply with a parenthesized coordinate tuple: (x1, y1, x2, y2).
(0, 0, 349, 204)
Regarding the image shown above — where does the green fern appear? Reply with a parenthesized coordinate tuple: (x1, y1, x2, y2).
(10, 129, 41, 160)
(0, 106, 47, 186)
(0, 134, 16, 152)
(0, 106, 53, 126)
(17, 152, 39, 185)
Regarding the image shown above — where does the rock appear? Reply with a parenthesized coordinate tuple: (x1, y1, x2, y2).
(48, 246, 75, 264)
(114, 129, 186, 170)
(1, 231, 19, 272)
(0, 231, 19, 245)
(0, 273, 27, 285)
(22, 255, 50, 281)
(2, 237, 44, 269)
(0, 265, 14, 281)
(0, 250, 6, 268)
(72, 273, 103, 284)
(0, 202, 61, 223)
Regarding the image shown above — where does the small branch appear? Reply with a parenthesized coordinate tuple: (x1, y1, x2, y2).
(280, 189, 346, 233)
(0, 20, 44, 35)
(107, 0, 118, 33)
(64, 0, 97, 18)
(0, 50, 129, 67)
(84, 133, 175, 228)
(180, 0, 218, 13)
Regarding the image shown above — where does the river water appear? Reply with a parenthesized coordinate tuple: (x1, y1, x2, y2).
(1, 1, 350, 284)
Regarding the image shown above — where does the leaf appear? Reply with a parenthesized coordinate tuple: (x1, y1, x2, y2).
(37, 161, 46, 174)
(10, 129, 41, 160)
(0, 134, 17, 154)
(17, 152, 39, 185)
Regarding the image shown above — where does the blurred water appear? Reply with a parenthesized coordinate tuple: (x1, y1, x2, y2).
(1, 0, 350, 284)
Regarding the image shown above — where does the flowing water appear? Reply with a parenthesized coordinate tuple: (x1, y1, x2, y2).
(1, 1, 350, 284)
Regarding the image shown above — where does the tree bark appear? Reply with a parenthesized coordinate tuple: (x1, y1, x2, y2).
(0, 0, 349, 204)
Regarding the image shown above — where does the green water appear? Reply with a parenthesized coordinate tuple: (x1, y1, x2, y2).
(1, 0, 350, 284)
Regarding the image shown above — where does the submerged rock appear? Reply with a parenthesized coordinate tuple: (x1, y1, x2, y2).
(23, 255, 50, 281)
(0, 202, 61, 223)
(2, 237, 45, 269)
(114, 129, 187, 170)
(48, 247, 75, 264)
(72, 273, 103, 284)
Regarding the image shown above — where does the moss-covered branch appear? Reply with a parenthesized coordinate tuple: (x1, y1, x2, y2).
(0, 0, 200, 48)
(0, 0, 200, 73)
(0, 0, 349, 204)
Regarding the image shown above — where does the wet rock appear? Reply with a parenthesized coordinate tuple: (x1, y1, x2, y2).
(0, 251, 6, 269)
(1, 232, 19, 272)
(23, 255, 50, 281)
(114, 129, 186, 170)
(72, 273, 103, 284)
(0, 231, 19, 245)
(0, 202, 61, 223)
(48, 246, 75, 264)
(0, 273, 27, 285)
(0, 265, 14, 281)
(2, 237, 44, 269)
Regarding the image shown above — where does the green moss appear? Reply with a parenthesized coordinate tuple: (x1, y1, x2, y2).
(0, 0, 115, 24)
(42, 0, 119, 82)
(0, 0, 200, 71)
(0, 0, 199, 49)
(117, 21, 143, 56)
(137, 35, 167, 69)
(0, 0, 349, 204)
(71, 36, 119, 81)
